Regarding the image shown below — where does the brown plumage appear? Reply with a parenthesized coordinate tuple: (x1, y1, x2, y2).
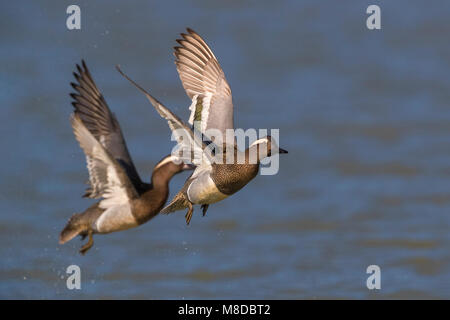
(116, 64, 288, 226)
(60, 61, 193, 254)
(161, 139, 285, 225)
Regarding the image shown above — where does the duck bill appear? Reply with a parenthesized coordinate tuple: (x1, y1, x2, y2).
(279, 148, 288, 154)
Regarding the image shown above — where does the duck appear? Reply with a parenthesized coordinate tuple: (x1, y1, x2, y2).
(116, 28, 287, 225)
(59, 61, 193, 254)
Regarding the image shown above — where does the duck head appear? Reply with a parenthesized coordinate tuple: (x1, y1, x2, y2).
(248, 135, 288, 163)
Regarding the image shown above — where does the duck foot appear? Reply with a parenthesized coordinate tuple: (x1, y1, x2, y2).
(79, 230, 93, 255)
(201, 204, 209, 217)
(185, 202, 194, 225)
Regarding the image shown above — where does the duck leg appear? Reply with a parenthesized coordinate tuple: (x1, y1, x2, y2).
(185, 202, 194, 225)
(201, 204, 209, 217)
(79, 230, 93, 255)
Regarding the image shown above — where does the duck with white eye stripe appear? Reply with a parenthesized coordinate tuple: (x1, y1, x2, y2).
(59, 61, 193, 254)
(116, 28, 287, 225)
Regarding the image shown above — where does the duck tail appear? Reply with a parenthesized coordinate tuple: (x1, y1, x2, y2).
(59, 213, 87, 244)
(160, 193, 189, 214)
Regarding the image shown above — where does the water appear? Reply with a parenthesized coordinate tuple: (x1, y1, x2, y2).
(1, 0, 449, 299)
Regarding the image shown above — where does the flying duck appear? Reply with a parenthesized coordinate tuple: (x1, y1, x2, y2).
(116, 28, 287, 225)
(59, 61, 192, 254)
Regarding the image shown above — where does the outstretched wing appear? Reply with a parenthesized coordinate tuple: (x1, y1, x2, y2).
(70, 60, 143, 195)
(116, 66, 214, 168)
(174, 28, 234, 142)
(71, 114, 138, 210)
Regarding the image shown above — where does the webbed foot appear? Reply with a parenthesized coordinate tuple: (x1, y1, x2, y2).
(201, 204, 209, 217)
(79, 230, 93, 255)
(185, 202, 194, 225)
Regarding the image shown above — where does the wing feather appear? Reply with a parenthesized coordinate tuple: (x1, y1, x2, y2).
(71, 114, 138, 209)
(70, 60, 143, 195)
(174, 28, 234, 142)
(116, 66, 214, 168)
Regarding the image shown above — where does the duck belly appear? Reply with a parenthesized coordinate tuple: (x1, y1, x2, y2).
(94, 204, 139, 234)
(187, 173, 228, 205)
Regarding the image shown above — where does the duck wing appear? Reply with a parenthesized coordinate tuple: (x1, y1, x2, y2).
(116, 66, 215, 169)
(70, 60, 144, 195)
(174, 28, 234, 143)
(71, 114, 138, 211)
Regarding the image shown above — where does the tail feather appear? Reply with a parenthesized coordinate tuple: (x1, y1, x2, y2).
(160, 193, 189, 214)
(59, 213, 86, 244)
